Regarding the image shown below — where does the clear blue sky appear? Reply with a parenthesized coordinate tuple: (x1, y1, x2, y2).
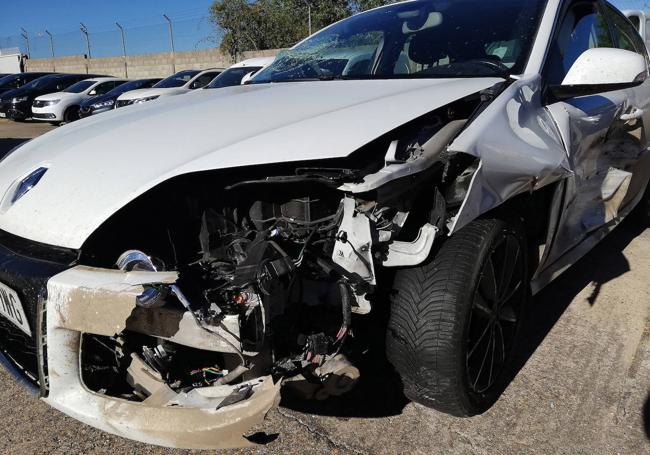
(0, 0, 647, 58)
(0, 0, 217, 58)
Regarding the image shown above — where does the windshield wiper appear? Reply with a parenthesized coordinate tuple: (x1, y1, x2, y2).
(268, 75, 352, 84)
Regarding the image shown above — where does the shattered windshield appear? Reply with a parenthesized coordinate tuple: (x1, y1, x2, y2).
(253, 0, 547, 83)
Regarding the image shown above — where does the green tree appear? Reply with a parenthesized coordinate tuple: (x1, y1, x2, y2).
(209, 0, 395, 61)
(353, 0, 398, 12)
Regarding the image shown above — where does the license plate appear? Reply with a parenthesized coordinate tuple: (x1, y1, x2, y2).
(0, 282, 31, 336)
(0, 112, 5, 118)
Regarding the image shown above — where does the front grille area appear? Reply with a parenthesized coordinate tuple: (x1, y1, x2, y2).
(0, 232, 74, 388)
(31, 113, 56, 120)
(0, 316, 39, 382)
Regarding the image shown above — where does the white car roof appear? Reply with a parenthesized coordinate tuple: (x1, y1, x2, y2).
(81, 77, 130, 85)
(229, 57, 275, 69)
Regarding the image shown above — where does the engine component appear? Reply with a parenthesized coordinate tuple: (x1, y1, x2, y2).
(116, 250, 168, 308)
(282, 354, 360, 401)
(332, 197, 376, 285)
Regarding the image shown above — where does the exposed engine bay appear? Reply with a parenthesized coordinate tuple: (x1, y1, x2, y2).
(76, 95, 485, 413)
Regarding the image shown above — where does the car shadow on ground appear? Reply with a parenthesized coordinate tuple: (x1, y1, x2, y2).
(511, 218, 641, 375)
(280, 217, 644, 420)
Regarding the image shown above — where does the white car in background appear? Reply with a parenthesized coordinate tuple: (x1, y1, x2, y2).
(31, 77, 128, 124)
(205, 56, 275, 88)
(116, 68, 223, 107)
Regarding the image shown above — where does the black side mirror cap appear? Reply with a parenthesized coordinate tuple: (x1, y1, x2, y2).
(547, 80, 644, 103)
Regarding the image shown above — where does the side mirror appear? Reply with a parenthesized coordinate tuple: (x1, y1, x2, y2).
(88, 89, 97, 96)
(548, 48, 647, 102)
(240, 71, 255, 85)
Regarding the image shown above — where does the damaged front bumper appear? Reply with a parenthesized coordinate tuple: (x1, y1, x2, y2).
(4, 264, 280, 450)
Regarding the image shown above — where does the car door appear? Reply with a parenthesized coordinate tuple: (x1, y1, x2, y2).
(540, 0, 650, 271)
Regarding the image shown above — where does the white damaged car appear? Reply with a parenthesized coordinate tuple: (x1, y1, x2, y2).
(0, 0, 649, 450)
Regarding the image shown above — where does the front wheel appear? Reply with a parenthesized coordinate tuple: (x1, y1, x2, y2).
(63, 106, 80, 123)
(386, 218, 528, 417)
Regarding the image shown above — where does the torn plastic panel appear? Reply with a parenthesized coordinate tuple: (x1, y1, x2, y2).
(447, 75, 571, 235)
(44, 265, 280, 450)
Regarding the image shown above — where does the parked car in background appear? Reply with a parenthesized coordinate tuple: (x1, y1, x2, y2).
(205, 57, 275, 89)
(625, 10, 650, 50)
(0, 73, 105, 121)
(32, 77, 129, 124)
(78, 78, 161, 118)
(116, 68, 222, 106)
(0, 72, 53, 97)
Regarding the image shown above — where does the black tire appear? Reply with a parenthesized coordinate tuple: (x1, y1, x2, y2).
(386, 218, 528, 417)
(63, 106, 80, 123)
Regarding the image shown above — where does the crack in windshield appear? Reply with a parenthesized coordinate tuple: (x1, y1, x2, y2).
(252, 0, 547, 84)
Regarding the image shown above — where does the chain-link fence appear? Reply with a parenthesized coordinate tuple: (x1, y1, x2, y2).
(0, 12, 223, 59)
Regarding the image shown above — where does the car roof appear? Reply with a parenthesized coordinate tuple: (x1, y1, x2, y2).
(229, 57, 275, 69)
(81, 76, 129, 83)
(195, 68, 224, 76)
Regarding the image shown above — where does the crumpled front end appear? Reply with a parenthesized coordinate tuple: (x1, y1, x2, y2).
(43, 266, 280, 450)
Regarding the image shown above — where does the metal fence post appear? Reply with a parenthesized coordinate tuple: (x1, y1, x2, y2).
(116, 22, 127, 77)
(20, 28, 30, 58)
(163, 14, 176, 73)
(45, 30, 55, 71)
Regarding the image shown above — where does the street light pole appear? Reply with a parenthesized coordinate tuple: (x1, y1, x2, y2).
(116, 22, 128, 77)
(45, 30, 55, 71)
(80, 22, 91, 58)
(163, 14, 176, 73)
(20, 28, 30, 58)
(80, 23, 91, 74)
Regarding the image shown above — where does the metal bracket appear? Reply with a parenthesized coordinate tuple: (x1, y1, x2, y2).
(383, 224, 438, 268)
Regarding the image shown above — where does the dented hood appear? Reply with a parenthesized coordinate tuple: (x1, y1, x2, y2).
(0, 77, 501, 249)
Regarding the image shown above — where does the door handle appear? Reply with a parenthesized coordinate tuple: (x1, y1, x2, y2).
(620, 107, 644, 121)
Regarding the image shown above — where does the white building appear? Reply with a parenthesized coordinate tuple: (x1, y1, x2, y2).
(0, 47, 22, 74)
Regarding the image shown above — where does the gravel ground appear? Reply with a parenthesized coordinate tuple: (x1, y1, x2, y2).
(0, 119, 648, 454)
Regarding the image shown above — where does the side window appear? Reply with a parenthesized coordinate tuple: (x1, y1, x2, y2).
(545, 1, 612, 85)
(604, 5, 647, 57)
(190, 73, 219, 89)
(93, 82, 115, 96)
